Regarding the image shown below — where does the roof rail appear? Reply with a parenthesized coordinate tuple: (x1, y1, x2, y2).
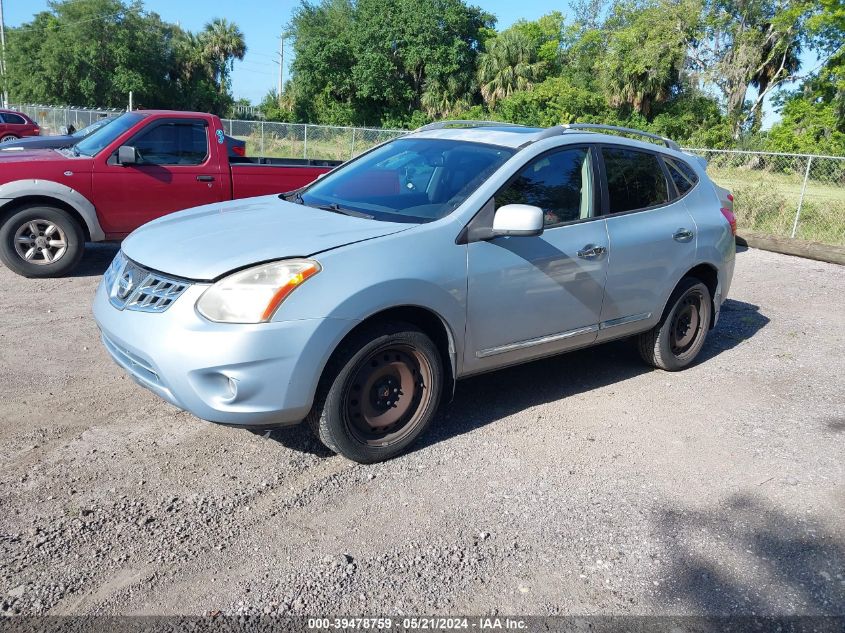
(414, 120, 525, 132)
(532, 123, 680, 151)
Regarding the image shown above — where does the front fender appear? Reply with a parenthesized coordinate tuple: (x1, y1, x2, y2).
(0, 179, 104, 241)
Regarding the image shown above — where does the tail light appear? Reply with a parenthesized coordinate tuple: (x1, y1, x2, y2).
(727, 193, 734, 203)
(720, 208, 737, 236)
(231, 145, 245, 157)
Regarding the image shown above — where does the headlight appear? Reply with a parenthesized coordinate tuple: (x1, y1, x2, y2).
(196, 259, 321, 323)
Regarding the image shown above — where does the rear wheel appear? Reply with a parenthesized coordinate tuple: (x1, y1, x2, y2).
(307, 322, 443, 463)
(0, 205, 85, 277)
(0, 134, 18, 143)
(638, 277, 712, 371)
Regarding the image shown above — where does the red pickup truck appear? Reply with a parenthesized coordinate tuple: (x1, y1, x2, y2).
(0, 110, 341, 277)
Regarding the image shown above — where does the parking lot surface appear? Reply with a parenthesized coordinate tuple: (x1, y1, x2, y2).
(0, 246, 843, 616)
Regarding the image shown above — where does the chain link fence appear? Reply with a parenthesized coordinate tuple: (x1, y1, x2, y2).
(682, 149, 845, 246)
(10, 104, 123, 135)
(8, 105, 844, 246)
(221, 119, 405, 162)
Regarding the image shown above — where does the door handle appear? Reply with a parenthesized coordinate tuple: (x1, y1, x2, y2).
(577, 244, 607, 259)
(196, 175, 215, 182)
(673, 228, 694, 242)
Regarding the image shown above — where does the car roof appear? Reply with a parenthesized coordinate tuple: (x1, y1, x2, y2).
(408, 123, 684, 155)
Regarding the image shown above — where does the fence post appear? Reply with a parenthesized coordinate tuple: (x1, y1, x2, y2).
(260, 121, 265, 156)
(350, 128, 356, 159)
(790, 156, 813, 239)
(303, 125, 308, 159)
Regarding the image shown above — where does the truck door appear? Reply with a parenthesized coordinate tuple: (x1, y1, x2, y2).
(92, 118, 226, 234)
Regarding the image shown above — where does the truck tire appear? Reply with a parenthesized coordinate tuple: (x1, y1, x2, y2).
(638, 277, 712, 371)
(307, 322, 443, 463)
(0, 205, 86, 278)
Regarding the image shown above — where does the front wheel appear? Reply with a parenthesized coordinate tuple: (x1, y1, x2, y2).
(0, 205, 86, 277)
(638, 277, 712, 371)
(307, 322, 443, 463)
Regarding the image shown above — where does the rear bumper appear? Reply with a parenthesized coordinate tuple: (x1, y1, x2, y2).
(93, 279, 356, 427)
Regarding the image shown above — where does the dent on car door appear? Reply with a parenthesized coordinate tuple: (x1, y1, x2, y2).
(464, 146, 609, 374)
(597, 146, 697, 342)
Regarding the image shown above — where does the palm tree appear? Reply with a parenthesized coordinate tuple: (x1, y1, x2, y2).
(200, 18, 247, 94)
(477, 30, 545, 108)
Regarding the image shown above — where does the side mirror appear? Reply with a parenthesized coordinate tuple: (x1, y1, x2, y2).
(492, 204, 544, 237)
(117, 145, 138, 165)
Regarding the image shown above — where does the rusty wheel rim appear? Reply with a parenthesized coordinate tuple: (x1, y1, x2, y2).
(670, 289, 704, 356)
(344, 344, 433, 447)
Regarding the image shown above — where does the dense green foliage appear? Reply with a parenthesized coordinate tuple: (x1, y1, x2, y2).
(272, 0, 845, 155)
(3, 0, 844, 154)
(5, 0, 246, 114)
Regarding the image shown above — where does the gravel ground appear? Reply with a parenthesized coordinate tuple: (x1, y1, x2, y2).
(0, 245, 843, 617)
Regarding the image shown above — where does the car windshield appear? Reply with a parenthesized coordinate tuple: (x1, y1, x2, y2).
(296, 138, 515, 223)
(73, 112, 144, 157)
(71, 117, 116, 139)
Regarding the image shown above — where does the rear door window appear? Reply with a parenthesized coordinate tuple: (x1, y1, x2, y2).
(2, 113, 26, 125)
(602, 147, 669, 213)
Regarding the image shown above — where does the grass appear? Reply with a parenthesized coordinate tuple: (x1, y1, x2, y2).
(708, 165, 845, 245)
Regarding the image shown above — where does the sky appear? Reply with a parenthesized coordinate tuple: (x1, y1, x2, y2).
(3, 0, 813, 127)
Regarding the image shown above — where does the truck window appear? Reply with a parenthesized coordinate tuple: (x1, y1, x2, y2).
(131, 121, 209, 166)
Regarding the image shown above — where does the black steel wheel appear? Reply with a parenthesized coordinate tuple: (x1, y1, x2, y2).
(308, 322, 443, 463)
(638, 277, 712, 371)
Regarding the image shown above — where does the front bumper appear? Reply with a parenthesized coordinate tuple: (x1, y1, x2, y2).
(93, 279, 355, 427)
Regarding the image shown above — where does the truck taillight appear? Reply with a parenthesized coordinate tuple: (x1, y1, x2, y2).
(720, 208, 736, 236)
(232, 145, 245, 157)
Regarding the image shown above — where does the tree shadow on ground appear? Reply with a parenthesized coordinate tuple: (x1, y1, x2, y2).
(267, 298, 769, 458)
(656, 494, 845, 616)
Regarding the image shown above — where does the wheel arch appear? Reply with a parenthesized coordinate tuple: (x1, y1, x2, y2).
(322, 305, 458, 402)
(662, 262, 720, 329)
(0, 195, 93, 241)
(0, 180, 104, 241)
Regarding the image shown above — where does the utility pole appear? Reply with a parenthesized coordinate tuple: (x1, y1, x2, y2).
(277, 30, 286, 106)
(0, 0, 9, 109)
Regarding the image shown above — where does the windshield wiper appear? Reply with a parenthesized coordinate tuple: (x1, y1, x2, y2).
(313, 203, 374, 220)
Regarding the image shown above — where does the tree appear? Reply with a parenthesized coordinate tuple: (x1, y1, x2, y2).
(200, 18, 247, 96)
(4, 0, 245, 114)
(477, 30, 545, 108)
(694, 0, 820, 137)
(287, 0, 493, 126)
(598, 0, 701, 118)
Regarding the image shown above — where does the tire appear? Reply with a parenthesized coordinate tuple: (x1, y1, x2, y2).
(0, 205, 86, 278)
(307, 322, 443, 463)
(638, 277, 712, 371)
(0, 135, 18, 143)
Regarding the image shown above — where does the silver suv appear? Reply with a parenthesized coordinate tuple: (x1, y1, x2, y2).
(94, 122, 736, 463)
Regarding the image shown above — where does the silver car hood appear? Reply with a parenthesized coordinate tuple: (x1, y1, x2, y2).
(121, 195, 413, 280)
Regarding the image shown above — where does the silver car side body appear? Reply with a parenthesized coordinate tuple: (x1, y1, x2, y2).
(94, 128, 735, 428)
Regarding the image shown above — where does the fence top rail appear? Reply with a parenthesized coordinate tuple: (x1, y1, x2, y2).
(682, 147, 845, 161)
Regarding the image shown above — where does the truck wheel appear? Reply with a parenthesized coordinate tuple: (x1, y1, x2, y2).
(0, 205, 85, 278)
(307, 322, 443, 464)
(638, 277, 712, 371)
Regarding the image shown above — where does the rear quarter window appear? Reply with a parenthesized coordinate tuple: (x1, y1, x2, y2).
(664, 157, 699, 196)
(602, 147, 669, 213)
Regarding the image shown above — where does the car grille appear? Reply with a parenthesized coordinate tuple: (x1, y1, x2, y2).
(104, 251, 190, 313)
